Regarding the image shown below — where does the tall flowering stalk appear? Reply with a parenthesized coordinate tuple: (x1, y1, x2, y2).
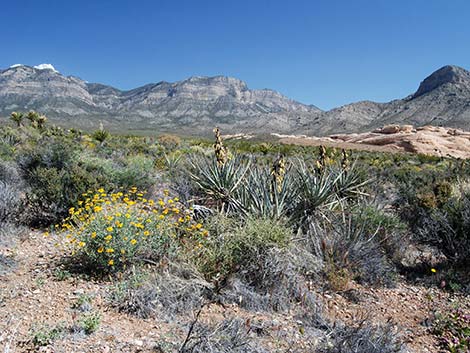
(316, 145, 328, 174)
(213, 127, 228, 166)
(341, 149, 350, 171)
(271, 155, 286, 193)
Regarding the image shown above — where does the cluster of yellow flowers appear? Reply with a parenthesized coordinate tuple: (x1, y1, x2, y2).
(57, 187, 208, 270)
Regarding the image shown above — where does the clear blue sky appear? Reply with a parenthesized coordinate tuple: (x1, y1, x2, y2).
(1, 0, 468, 110)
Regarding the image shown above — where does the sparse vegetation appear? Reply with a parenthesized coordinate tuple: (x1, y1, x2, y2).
(2, 118, 470, 352)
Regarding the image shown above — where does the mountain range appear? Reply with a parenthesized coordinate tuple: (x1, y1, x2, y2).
(1, 64, 470, 135)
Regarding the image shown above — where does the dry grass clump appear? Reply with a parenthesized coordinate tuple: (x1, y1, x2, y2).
(318, 321, 406, 353)
(109, 263, 213, 320)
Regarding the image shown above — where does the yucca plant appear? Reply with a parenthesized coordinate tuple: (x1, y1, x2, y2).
(239, 164, 296, 220)
(189, 154, 250, 214)
(292, 161, 341, 225)
(92, 123, 109, 144)
(333, 162, 370, 199)
(164, 152, 182, 172)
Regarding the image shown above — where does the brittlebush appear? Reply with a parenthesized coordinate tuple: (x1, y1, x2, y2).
(58, 187, 207, 273)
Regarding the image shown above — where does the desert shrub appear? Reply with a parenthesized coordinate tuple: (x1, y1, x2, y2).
(350, 202, 409, 261)
(110, 154, 155, 190)
(0, 223, 24, 274)
(159, 134, 181, 151)
(0, 181, 21, 224)
(72, 312, 101, 335)
(220, 246, 321, 312)
(180, 318, 268, 353)
(30, 323, 66, 347)
(401, 181, 470, 265)
(194, 215, 291, 282)
(308, 210, 396, 287)
(433, 307, 470, 352)
(59, 188, 207, 274)
(15, 137, 96, 225)
(110, 264, 212, 320)
(319, 321, 406, 353)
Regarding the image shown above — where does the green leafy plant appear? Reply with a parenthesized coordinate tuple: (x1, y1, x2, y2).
(433, 308, 470, 352)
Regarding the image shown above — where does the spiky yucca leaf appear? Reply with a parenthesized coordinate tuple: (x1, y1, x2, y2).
(189, 155, 250, 214)
(239, 165, 296, 220)
(292, 162, 341, 224)
(333, 162, 370, 199)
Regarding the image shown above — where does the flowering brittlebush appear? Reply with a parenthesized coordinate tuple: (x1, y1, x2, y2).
(57, 187, 208, 273)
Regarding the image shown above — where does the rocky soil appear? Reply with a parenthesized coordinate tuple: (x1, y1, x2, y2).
(1, 230, 468, 352)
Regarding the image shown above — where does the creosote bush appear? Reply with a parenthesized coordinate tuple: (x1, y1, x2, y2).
(193, 215, 291, 282)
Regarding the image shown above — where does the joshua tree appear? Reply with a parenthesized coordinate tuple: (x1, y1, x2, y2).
(26, 110, 40, 125)
(10, 112, 24, 127)
(36, 115, 48, 129)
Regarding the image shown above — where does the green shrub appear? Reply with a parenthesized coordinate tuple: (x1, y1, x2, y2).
(194, 215, 291, 281)
(31, 323, 65, 347)
(77, 312, 101, 334)
(401, 181, 470, 265)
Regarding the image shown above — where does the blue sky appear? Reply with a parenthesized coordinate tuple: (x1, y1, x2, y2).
(1, 0, 469, 110)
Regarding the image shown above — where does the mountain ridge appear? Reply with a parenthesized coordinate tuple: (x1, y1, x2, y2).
(1, 64, 470, 135)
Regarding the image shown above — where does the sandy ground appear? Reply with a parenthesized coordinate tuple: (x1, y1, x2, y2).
(0, 231, 468, 352)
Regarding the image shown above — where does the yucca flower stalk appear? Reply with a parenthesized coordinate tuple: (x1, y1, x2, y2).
(213, 127, 228, 166)
(271, 154, 286, 193)
(316, 145, 328, 174)
(341, 149, 350, 171)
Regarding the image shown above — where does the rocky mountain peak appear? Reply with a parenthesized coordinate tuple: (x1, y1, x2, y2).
(413, 65, 470, 98)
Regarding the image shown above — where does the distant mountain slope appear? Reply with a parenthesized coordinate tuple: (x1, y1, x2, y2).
(0, 65, 321, 134)
(1, 64, 470, 135)
(300, 65, 470, 135)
